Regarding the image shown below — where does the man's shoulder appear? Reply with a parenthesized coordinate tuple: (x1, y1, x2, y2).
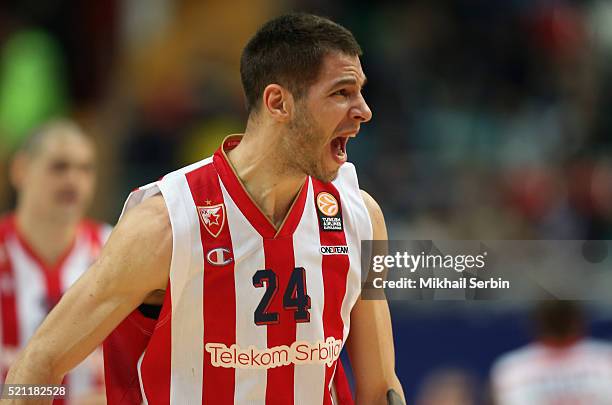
(125, 156, 216, 211)
(575, 338, 612, 357)
(122, 195, 169, 230)
(492, 343, 545, 375)
(119, 197, 172, 257)
(100, 195, 171, 291)
(359, 190, 381, 214)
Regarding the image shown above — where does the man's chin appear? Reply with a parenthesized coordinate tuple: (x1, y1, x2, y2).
(297, 159, 341, 183)
(51, 206, 84, 223)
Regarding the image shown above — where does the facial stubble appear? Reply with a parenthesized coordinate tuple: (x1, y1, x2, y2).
(283, 102, 338, 183)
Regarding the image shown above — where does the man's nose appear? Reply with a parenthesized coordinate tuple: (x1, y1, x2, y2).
(350, 95, 372, 123)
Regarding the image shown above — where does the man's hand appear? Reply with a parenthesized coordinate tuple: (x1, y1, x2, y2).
(387, 389, 406, 405)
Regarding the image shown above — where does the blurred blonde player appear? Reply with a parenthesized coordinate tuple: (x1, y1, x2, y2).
(0, 120, 109, 404)
(491, 301, 612, 405)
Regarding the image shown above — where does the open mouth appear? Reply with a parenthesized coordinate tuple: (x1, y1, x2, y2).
(330, 136, 349, 164)
(56, 189, 79, 204)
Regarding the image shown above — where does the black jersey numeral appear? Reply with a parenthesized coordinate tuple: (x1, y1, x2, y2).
(252, 267, 311, 325)
(283, 267, 311, 322)
(252, 269, 279, 325)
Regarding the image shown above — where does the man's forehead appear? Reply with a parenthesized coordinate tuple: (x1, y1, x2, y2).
(36, 134, 94, 160)
(318, 53, 366, 86)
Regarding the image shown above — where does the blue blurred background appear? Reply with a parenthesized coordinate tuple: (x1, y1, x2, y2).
(2, 1, 612, 403)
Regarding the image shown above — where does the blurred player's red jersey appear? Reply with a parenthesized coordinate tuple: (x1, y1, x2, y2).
(0, 214, 111, 403)
(104, 135, 372, 404)
(492, 338, 612, 404)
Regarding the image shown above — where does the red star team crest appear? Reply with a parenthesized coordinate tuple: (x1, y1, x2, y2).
(197, 203, 226, 238)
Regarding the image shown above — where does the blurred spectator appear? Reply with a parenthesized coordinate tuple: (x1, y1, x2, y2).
(0, 120, 109, 403)
(490, 301, 612, 404)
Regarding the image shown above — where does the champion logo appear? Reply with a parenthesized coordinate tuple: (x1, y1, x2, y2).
(316, 192, 339, 217)
(197, 203, 226, 238)
(206, 248, 233, 266)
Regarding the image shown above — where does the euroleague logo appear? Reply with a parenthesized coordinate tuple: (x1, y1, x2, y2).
(316, 192, 339, 217)
(316, 191, 343, 232)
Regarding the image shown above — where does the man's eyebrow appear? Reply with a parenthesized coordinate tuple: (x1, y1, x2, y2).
(330, 76, 367, 89)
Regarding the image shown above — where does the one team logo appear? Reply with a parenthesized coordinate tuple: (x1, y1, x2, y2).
(316, 192, 339, 216)
(206, 248, 233, 266)
(320, 245, 349, 255)
(197, 203, 226, 238)
(315, 192, 343, 232)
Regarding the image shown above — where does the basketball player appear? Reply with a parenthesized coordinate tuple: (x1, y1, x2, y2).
(1, 120, 109, 403)
(491, 301, 612, 404)
(6, 14, 405, 405)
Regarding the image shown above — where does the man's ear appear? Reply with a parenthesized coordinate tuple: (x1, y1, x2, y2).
(10, 152, 28, 191)
(262, 84, 294, 122)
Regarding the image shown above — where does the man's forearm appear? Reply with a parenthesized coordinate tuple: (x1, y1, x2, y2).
(3, 348, 64, 405)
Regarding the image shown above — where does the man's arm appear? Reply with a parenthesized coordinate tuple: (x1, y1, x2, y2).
(4, 195, 171, 404)
(346, 190, 405, 405)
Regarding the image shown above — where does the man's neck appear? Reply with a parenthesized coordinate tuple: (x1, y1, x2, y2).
(15, 208, 78, 267)
(225, 131, 306, 229)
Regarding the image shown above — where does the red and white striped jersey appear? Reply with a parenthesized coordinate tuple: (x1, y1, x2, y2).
(491, 339, 612, 405)
(104, 135, 373, 404)
(0, 214, 111, 403)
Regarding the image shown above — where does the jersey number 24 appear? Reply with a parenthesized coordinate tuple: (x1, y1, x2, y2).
(252, 267, 311, 325)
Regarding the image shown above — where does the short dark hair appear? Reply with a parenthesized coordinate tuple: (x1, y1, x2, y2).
(533, 301, 585, 340)
(240, 13, 362, 113)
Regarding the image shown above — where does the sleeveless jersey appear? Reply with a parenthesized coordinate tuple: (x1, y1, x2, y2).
(491, 339, 612, 404)
(0, 214, 111, 403)
(104, 135, 373, 404)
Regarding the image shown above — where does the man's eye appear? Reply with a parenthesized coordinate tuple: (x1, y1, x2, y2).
(50, 161, 69, 173)
(333, 89, 349, 97)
